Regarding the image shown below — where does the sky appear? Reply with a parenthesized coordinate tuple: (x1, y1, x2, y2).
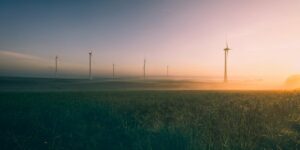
(1, 0, 300, 84)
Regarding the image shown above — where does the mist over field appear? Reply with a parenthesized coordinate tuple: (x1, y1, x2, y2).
(0, 76, 283, 92)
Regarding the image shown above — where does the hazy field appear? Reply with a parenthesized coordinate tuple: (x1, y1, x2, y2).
(0, 77, 299, 149)
(1, 90, 300, 150)
(0, 77, 278, 91)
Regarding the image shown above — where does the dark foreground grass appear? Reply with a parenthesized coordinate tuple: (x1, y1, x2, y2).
(1, 91, 300, 150)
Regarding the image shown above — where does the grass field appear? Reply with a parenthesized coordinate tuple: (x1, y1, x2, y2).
(1, 90, 300, 150)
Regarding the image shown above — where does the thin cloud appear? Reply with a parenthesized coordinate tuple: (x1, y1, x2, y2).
(0, 50, 43, 61)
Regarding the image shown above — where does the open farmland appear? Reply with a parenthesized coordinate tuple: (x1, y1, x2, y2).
(1, 91, 300, 150)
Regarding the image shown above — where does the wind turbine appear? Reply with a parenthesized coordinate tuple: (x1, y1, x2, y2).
(89, 50, 93, 80)
(55, 55, 58, 77)
(224, 41, 231, 83)
(112, 63, 115, 80)
(166, 65, 169, 77)
(143, 58, 146, 80)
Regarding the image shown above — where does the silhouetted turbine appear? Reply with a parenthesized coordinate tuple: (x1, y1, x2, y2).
(89, 51, 92, 80)
(143, 58, 146, 80)
(224, 41, 231, 83)
(167, 65, 169, 77)
(113, 63, 115, 80)
(55, 55, 58, 77)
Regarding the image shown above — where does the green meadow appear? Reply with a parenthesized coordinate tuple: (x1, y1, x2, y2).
(1, 90, 300, 150)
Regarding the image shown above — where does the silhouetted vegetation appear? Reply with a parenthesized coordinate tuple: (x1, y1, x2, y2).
(1, 91, 300, 149)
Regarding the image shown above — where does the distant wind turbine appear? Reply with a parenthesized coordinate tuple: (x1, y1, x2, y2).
(55, 55, 58, 77)
(112, 63, 115, 80)
(89, 50, 92, 80)
(143, 58, 146, 80)
(224, 41, 231, 83)
(166, 65, 169, 77)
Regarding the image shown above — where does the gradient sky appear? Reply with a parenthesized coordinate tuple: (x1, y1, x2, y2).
(1, 0, 300, 84)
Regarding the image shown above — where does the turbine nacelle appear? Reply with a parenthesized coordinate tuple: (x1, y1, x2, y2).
(224, 47, 231, 51)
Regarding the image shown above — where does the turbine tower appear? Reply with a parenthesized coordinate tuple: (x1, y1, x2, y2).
(55, 55, 58, 77)
(224, 41, 231, 83)
(166, 65, 169, 77)
(89, 51, 92, 80)
(113, 63, 115, 80)
(143, 58, 146, 80)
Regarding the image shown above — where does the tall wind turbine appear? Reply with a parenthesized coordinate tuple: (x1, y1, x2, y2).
(89, 51, 92, 80)
(143, 58, 146, 80)
(224, 41, 231, 83)
(55, 55, 58, 77)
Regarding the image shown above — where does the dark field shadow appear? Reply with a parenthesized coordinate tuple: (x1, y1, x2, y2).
(1, 91, 300, 149)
